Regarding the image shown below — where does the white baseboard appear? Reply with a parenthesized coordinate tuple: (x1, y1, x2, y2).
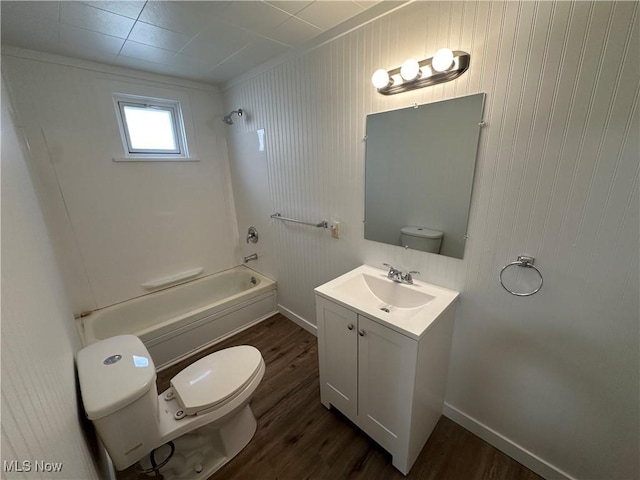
(278, 304, 317, 336)
(443, 403, 575, 480)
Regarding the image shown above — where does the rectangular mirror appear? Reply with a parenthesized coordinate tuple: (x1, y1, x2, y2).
(364, 93, 485, 259)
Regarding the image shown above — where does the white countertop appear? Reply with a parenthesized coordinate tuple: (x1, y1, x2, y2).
(314, 265, 460, 340)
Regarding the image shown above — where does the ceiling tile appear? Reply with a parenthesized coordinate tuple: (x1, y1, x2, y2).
(119, 41, 176, 65)
(353, 0, 383, 7)
(128, 22, 193, 53)
(138, 1, 226, 36)
(181, 1, 232, 18)
(59, 24, 125, 55)
(170, 53, 212, 76)
(227, 38, 288, 66)
(60, 2, 135, 39)
(1, 14, 60, 53)
(1, 1, 60, 22)
(114, 55, 190, 78)
(58, 25, 123, 64)
(265, 1, 314, 16)
(118, 40, 211, 76)
(80, 1, 146, 20)
(296, 1, 364, 31)
(221, 1, 291, 36)
(207, 38, 288, 82)
(265, 16, 322, 47)
(0, 0, 386, 85)
(179, 21, 249, 65)
(197, 63, 245, 85)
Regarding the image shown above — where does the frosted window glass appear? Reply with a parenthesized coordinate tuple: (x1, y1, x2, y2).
(122, 105, 177, 151)
(114, 94, 189, 160)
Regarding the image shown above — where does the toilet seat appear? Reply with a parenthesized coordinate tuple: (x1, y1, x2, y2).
(170, 345, 263, 416)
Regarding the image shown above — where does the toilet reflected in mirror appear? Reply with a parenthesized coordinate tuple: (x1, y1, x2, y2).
(400, 226, 443, 254)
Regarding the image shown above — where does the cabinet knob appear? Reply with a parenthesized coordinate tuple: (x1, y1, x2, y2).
(347, 323, 354, 330)
(358, 329, 365, 336)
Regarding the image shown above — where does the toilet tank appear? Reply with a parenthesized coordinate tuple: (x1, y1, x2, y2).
(400, 226, 443, 253)
(77, 335, 160, 470)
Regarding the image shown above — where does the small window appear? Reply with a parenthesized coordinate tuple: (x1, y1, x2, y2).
(114, 94, 189, 160)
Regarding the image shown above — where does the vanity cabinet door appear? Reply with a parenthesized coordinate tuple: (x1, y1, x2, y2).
(357, 315, 417, 457)
(316, 297, 358, 419)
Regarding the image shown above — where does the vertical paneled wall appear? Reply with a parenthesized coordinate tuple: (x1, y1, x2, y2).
(1, 83, 101, 479)
(224, 2, 639, 479)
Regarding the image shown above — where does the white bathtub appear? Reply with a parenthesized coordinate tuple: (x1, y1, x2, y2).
(79, 266, 277, 369)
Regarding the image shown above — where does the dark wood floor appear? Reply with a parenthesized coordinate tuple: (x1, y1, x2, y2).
(118, 314, 542, 480)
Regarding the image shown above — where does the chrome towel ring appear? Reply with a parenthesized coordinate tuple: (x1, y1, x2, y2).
(499, 255, 543, 297)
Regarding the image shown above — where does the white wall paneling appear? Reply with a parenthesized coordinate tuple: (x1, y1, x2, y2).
(2, 51, 239, 311)
(1, 81, 103, 479)
(223, 2, 639, 479)
(225, 127, 278, 278)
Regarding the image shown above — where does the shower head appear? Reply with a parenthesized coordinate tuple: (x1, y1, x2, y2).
(222, 109, 243, 125)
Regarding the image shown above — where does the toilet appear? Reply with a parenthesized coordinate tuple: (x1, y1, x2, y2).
(76, 335, 265, 479)
(400, 226, 443, 253)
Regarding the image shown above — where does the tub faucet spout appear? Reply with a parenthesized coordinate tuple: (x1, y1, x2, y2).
(243, 253, 258, 263)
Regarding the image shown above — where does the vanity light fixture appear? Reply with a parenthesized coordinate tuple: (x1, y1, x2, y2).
(371, 48, 470, 95)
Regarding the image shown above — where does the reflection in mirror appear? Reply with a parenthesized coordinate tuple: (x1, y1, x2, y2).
(364, 93, 485, 259)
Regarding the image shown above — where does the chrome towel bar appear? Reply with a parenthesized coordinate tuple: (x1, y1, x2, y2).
(270, 212, 328, 229)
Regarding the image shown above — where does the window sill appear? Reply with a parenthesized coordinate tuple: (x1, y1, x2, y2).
(112, 156, 199, 162)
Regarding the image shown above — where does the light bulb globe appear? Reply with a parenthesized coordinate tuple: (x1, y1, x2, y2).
(432, 48, 455, 72)
(371, 69, 390, 89)
(400, 59, 420, 81)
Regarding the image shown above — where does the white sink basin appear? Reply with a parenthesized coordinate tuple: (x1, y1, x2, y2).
(336, 272, 435, 308)
(315, 265, 459, 339)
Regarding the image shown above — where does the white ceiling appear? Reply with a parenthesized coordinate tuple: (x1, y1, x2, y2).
(1, 1, 399, 85)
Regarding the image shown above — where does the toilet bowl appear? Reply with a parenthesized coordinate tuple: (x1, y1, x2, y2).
(77, 335, 265, 479)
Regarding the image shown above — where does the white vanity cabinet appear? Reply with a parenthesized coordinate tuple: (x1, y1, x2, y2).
(315, 293, 456, 475)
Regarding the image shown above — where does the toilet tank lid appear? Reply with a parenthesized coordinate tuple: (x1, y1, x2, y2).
(171, 345, 263, 415)
(401, 226, 443, 239)
(77, 335, 156, 420)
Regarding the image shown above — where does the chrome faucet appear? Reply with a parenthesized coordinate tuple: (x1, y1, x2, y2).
(383, 263, 403, 282)
(246, 226, 259, 244)
(383, 264, 420, 285)
(401, 271, 420, 285)
(243, 253, 258, 263)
